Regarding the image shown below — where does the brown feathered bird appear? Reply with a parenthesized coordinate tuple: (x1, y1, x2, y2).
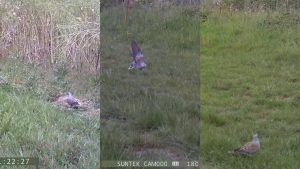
(230, 134, 260, 156)
(52, 91, 80, 109)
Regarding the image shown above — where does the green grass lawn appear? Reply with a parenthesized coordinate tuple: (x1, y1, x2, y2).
(200, 10, 300, 169)
(100, 6, 199, 168)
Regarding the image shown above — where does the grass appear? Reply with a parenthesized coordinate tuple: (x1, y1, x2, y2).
(0, 90, 99, 168)
(200, 9, 300, 169)
(0, 0, 99, 72)
(0, 57, 100, 169)
(0, 1, 100, 168)
(100, 5, 199, 168)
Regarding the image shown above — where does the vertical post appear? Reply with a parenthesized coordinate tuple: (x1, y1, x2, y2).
(124, 0, 129, 23)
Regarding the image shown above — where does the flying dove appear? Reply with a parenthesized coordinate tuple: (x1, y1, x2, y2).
(231, 134, 260, 156)
(128, 40, 146, 70)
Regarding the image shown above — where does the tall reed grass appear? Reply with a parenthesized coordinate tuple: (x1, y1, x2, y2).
(0, 0, 100, 72)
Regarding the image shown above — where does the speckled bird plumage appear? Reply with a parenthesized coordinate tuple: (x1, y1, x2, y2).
(232, 134, 260, 156)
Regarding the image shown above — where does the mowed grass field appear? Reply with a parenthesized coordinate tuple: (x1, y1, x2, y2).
(200, 10, 300, 169)
(100, 6, 199, 168)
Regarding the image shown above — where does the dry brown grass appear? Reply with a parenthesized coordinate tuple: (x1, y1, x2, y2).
(0, 0, 100, 72)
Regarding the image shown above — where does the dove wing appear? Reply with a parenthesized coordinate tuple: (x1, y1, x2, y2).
(131, 40, 142, 61)
(236, 141, 259, 154)
(135, 53, 144, 63)
(66, 98, 78, 106)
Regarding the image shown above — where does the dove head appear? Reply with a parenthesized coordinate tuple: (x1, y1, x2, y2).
(252, 134, 259, 142)
(67, 91, 73, 97)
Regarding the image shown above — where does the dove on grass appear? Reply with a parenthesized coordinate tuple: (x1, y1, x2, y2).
(52, 91, 80, 109)
(231, 134, 260, 156)
(66, 91, 80, 109)
(128, 40, 146, 70)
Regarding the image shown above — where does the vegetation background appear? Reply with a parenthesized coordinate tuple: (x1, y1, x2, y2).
(100, 0, 199, 168)
(201, 0, 299, 169)
(1, 0, 298, 168)
(0, 0, 100, 168)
